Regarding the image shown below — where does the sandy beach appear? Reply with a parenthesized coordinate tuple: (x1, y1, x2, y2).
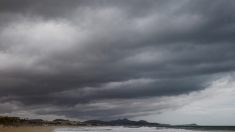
(0, 126, 56, 132)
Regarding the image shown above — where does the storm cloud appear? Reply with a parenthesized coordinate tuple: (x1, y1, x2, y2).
(1, 0, 235, 122)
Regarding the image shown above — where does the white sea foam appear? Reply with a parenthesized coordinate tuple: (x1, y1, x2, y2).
(53, 126, 199, 132)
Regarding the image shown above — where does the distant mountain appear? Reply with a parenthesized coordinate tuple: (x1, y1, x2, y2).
(2, 115, 235, 131)
(84, 118, 161, 126)
(0, 115, 163, 127)
(53, 119, 70, 122)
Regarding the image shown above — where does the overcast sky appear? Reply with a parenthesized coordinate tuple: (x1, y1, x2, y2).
(1, 0, 235, 125)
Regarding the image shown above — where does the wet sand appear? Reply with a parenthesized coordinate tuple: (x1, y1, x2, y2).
(0, 126, 56, 132)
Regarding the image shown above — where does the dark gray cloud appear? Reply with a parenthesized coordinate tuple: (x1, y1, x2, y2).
(0, 0, 235, 120)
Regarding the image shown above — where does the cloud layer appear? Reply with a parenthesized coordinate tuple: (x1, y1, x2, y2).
(1, 0, 235, 122)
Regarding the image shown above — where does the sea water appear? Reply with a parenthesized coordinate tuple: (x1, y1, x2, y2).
(53, 126, 233, 132)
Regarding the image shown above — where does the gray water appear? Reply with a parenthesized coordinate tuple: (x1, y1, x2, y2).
(53, 126, 233, 132)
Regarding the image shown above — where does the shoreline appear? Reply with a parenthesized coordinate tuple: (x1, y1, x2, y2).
(0, 126, 57, 132)
(1, 125, 235, 132)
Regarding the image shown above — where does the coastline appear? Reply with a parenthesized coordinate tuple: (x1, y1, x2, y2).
(0, 126, 56, 132)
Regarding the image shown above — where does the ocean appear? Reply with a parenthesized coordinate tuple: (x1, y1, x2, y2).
(53, 126, 234, 132)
